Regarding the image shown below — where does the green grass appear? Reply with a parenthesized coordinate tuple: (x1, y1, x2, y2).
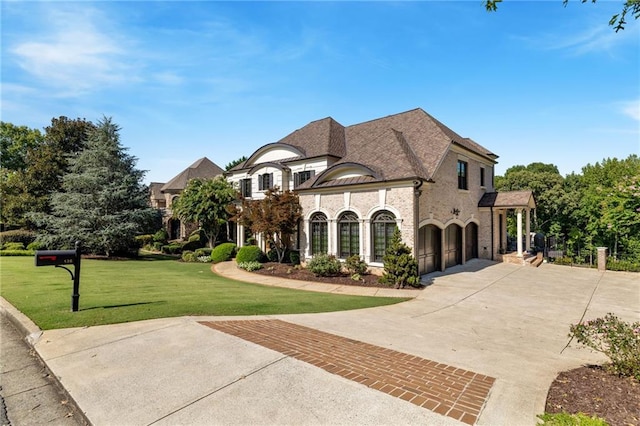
(537, 412, 609, 426)
(0, 255, 408, 330)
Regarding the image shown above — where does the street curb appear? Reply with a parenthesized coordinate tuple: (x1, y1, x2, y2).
(0, 297, 93, 426)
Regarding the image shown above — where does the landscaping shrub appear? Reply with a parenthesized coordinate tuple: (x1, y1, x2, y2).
(135, 234, 154, 247)
(211, 243, 237, 263)
(0, 230, 36, 246)
(345, 255, 368, 276)
(308, 254, 342, 277)
(0, 249, 34, 256)
(236, 245, 264, 263)
(161, 243, 183, 255)
(182, 240, 203, 252)
(537, 412, 608, 426)
(607, 258, 640, 272)
(237, 261, 263, 271)
(197, 255, 211, 263)
(153, 229, 169, 244)
(27, 241, 45, 251)
(267, 248, 295, 263)
(289, 250, 300, 265)
(153, 241, 163, 251)
(181, 251, 197, 262)
(569, 313, 640, 380)
(3, 242, 25, 251)
(194, 248, 213, 257)
(379, 228, 420, 288)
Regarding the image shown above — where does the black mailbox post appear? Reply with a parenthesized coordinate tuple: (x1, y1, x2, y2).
(35, 241, 82, 312)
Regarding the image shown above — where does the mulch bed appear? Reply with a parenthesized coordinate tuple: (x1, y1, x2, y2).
(545, 365, 640, 426)
(251, 262, 395, 288)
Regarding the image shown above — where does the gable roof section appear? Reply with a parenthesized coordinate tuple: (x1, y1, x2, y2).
(161, 157, 224, 192)
(478, 191, 536, 208)
(149, 182, 165, 201)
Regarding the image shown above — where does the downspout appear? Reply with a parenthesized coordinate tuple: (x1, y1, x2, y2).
(413, 179, 424, 259)
(490, 206, 494, 261)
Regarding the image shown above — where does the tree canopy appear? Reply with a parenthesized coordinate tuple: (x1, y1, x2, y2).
(484, 0, 639, 31)
(171, 176, 236, 247)
(31, 117, 158, 256)
(225, 156, 248, 171)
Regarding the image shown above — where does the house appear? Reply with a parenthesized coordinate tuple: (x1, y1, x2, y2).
(150, 157, 225, 240)
(227, 108, 535, 273)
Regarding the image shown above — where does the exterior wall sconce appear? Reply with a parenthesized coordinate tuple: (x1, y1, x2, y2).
(451, 207, 460, 216)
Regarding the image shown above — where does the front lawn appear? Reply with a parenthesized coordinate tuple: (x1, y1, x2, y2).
(0, 255, 407, 330)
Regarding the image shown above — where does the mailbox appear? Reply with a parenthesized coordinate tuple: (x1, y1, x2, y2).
(34, 241, 82, 312)
(35, 249, 77, 266)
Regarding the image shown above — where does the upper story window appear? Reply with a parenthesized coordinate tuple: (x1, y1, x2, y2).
(240, 178, 252, 197)
(294, 170, 315, 188)
(480, 167, 486, 187)
(258, 173, 273, 191)
(457, 160, 468, 190)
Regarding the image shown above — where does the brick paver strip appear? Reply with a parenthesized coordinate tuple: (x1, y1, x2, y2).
(200, 320, 494, 425)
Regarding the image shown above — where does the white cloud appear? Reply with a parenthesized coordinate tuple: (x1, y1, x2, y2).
(9, 6, 134, 97)
(619, 100, 640, 121)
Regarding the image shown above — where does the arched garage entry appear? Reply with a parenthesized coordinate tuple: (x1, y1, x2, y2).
(445, 224, 462, 268)
(465, 222, 478, 261)
(418, 224, 441, 274)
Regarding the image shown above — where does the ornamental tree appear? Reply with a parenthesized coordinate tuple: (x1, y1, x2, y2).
(171, 176, 236, 248)
(231, 187, 302, 263)
(380, 227, 420, 288)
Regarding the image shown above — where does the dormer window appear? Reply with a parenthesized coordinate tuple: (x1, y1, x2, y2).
(294, 170, 315, 188)
(258, 173, 273, 191)
(457, 160, 468, 190)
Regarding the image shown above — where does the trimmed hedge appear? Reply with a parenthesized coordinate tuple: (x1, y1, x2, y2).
(3, 242, 25, 251)
(181, 251, 197, 262)
(236, 245, 264, 264)
(211, 243, 237, 263)
(0, 249, 34, 256)
(0, 230, 37, 246)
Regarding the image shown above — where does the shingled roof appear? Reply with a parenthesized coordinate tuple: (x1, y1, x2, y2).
(231, 108, 497, 189)
(161, 157, 224, 193)
(478, 191, 536, 208)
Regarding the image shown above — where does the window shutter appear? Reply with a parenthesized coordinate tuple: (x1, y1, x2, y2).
(310, 170, 315, 177)
(294, 172, 300, 188)
(258, 174, 263, 191)
(269, 173, 273, 189)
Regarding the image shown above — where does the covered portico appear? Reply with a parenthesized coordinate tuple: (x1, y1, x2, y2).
(479, 191, 536, 260)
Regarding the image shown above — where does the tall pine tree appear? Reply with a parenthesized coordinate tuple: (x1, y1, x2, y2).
(33, 117, 158, 256)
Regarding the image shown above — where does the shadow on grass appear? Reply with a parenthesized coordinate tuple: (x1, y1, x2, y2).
(80, 301, 166, 311)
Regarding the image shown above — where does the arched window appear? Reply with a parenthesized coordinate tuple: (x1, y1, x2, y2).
(371, 210, 396, 262)
(338, 212, 359, 258)
(310, 213, 328, 255)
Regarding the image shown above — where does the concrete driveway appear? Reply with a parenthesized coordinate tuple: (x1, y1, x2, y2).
(28, 260, 639, 425)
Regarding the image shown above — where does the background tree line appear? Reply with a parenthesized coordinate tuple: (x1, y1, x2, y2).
(495, 156, 640, 263)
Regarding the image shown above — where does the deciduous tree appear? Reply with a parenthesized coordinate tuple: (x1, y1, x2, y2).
(231, 187, 302, 263)
(171, 176, 236, 248)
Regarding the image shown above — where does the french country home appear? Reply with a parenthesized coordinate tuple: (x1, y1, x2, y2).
(225, 108, 535, 274)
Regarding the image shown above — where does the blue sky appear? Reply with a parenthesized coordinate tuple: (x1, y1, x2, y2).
(2, 1, 639, 184)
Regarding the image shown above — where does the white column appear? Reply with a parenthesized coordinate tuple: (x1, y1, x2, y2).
(363, 219, 371, 263)
(303, 219, 311, 260)
(237, 223, 244, 248)
(329, 219, 337, 256)
(525, 209, 531, 252)
(516, 208, 523, 257)
(359, 219, 365, 259)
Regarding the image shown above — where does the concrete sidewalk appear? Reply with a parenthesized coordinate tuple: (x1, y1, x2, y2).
(4, 260, 639, 425)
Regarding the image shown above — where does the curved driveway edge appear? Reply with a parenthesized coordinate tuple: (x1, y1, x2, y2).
(212, 260, 421, 298)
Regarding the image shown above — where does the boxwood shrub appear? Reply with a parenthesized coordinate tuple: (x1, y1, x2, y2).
(211, 243, 237, 263)
(0, 230, 36, 246)
(308, 254, 342, 277)
(236, 245, 264, 264)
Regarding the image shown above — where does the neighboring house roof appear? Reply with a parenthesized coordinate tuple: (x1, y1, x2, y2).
(478, 191, 536, 208)
(161, 157, 224, 193)
(149, 182, 165, 201)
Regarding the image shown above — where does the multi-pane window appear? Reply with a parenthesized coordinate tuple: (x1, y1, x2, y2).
(294, 170, 315, 188)
(480, 167, 485, 187)
(457, 160, 468, 190)
(310, 213, 328, 255)
(240, 178, 252, 197)
(258, 173, 273, 191)
(338, 212, 359, 258)
(371, 210, 396, 262)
